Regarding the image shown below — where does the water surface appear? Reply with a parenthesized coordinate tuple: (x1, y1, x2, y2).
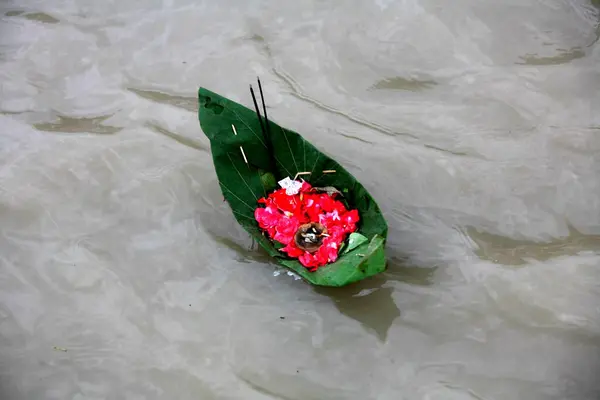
(1, 1, 600, 399)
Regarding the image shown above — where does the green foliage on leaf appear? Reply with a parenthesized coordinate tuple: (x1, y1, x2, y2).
(342, 232, 369, 254)
(197, 86, 388, 287)
(259, 171, 277, 192)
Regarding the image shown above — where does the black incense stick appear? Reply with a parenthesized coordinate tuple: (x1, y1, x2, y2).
(249, 79, 276, 171)
(250, 85, 267, 138)
(257, 77, 270, 139)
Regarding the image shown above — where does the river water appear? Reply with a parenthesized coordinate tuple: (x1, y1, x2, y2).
(1, 1, 600, 399)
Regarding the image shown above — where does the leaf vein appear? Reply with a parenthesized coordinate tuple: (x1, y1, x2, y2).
(227, 152, 259, 202)
(309, 153, 321, 178)
(220, 182, 256, 212)
(280, 126, 299, 173)
(231, 210, 255, 220)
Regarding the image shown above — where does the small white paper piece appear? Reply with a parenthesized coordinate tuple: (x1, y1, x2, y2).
(278, 177, 303, 195)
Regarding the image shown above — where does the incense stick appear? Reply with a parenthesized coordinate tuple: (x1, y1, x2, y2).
(249, 85, 267, 138)
(257, 77, 270, 138)
(250, 78, 276, 172)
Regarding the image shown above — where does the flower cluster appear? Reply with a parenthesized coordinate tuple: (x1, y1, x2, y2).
(254, 180, 359, 271)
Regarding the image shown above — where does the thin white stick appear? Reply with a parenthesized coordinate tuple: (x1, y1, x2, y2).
(231, 124, 249, 165)
(322, 170, 336, 174)
(293, 171, 311, 180)
(240, 147, 248, 165)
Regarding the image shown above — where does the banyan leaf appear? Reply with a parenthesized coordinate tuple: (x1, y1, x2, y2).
(198, 86, 388, 287)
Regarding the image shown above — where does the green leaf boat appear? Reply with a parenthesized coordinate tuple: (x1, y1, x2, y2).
(197, 82, 388, 287)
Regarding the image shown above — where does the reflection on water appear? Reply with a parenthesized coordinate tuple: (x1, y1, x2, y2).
(314, 277, 400, 342)
(469, 225, 600, 266)
(33, 115, 121, 134)
(4, 10, 60, 24)
(516, 47, 586, 65)
(147, 123, 207, 152)
(369, 76, 438, 92)
(314, 258, 438, 342)
(384, 259, 437, 287)
(128, 88, 198, 113)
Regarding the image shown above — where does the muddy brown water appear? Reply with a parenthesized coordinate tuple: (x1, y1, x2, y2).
(1, 1, 600, 399)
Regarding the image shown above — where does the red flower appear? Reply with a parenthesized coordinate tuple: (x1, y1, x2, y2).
(318, 194, 346, 214)
(253, 178, 361, 271)
(322, 237, 341, 263)
(302, 193, 323, 221)
(297, 235, 342, 270)
(298, 252, 325, 270)
(281, 241, 304, 258)
(270, 188, 299, 213)
(273, 215, 300, 244)
(326, 225, 345, 241)
(340, 209, 360, 233)
(300, 181, 312, 193)
(318, 209, 341, 227)
(254, 204, 279, 237)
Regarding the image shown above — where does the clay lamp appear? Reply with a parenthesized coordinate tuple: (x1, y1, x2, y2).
(294, 222, 328, 253)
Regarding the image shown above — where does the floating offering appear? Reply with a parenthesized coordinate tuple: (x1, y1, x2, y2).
(198, 79, 388, 287)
